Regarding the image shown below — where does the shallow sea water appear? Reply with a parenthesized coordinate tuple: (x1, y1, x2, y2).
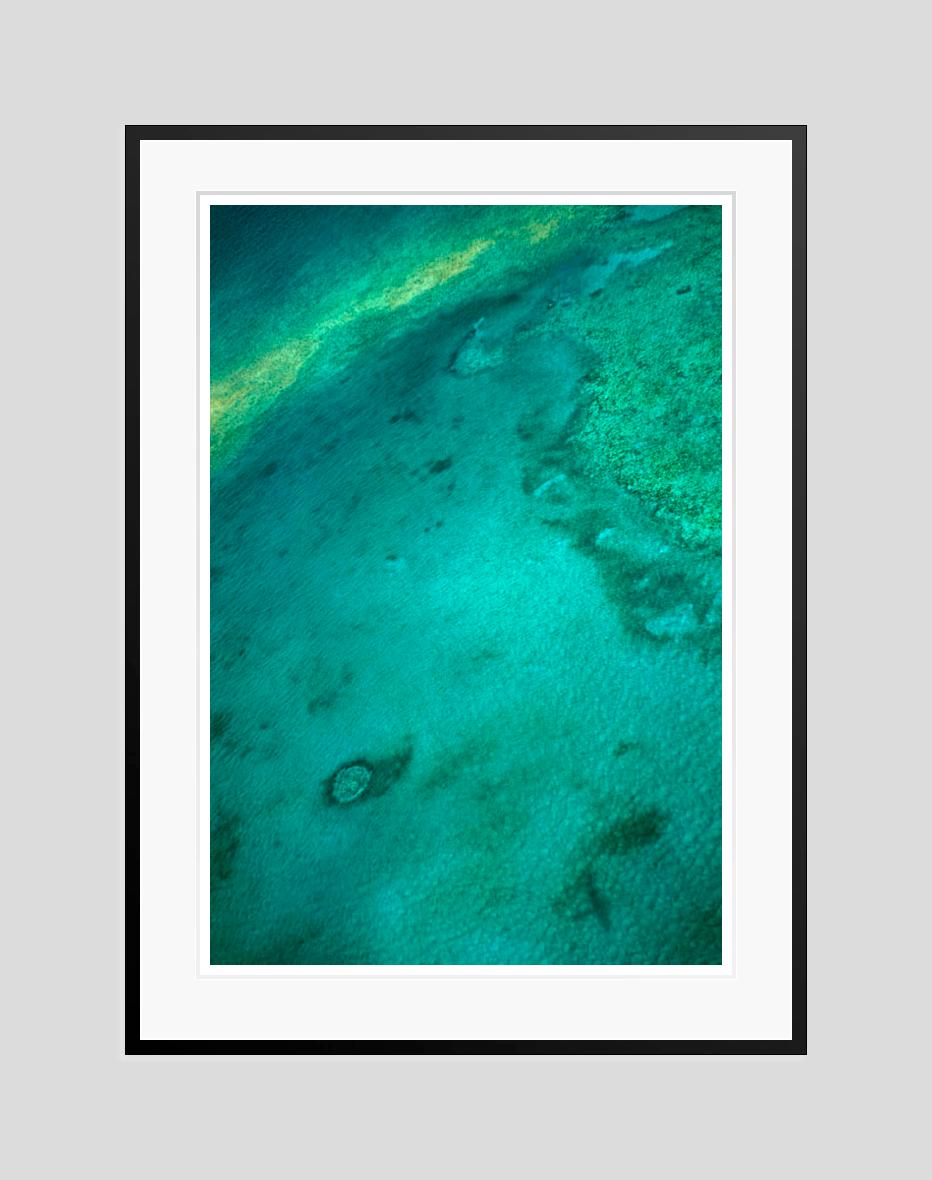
(210, 204, 722, 964)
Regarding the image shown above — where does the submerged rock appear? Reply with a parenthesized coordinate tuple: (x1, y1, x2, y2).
(594, 525, 669, 561)
(448, 318, 503, 376)
(643, 603, 699, 639)
(324, 742, 415, 806)
(330, 762, 373, 804)
(532, 472, 574, 504)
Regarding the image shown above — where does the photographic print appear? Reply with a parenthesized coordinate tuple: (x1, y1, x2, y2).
(207, 200, 724, 967)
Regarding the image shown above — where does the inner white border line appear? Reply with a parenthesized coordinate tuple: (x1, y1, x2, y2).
(196, 191, 736, 980)
(197, 190, 735, 196)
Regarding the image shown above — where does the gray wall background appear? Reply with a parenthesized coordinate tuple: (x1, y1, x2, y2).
(4, 2, 925, 1176)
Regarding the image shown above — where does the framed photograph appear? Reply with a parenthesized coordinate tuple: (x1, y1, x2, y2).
(128, 125, 804, 1052)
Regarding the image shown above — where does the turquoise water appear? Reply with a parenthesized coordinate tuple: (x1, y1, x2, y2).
(210, 204, 722, 964)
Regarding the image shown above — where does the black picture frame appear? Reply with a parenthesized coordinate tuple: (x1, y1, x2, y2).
(126, 124, 806, 1055)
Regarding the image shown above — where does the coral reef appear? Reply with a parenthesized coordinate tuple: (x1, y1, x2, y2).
(570, 206, 723, 547)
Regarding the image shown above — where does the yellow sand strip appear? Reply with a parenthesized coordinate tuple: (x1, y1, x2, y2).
(210, 213, 574, 466)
